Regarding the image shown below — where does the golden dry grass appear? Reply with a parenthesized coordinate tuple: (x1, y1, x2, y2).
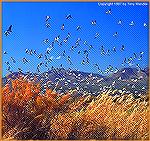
(2, 76, 149, 140)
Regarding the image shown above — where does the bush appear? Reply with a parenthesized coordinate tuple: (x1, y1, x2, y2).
(2, 77, 149, 140)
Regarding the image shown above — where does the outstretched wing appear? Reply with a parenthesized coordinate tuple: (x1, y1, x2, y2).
(66, 14, 72, 19)
(8, 25, 12, 32)
(4, 31, 9, 36)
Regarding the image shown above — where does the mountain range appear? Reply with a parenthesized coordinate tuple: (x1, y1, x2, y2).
(2, 67, 149, 97)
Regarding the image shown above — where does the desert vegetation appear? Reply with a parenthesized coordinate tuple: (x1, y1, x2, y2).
(2, 75, 149, 140)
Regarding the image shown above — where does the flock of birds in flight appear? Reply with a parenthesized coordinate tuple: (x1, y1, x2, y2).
(4, 9, 148, 76)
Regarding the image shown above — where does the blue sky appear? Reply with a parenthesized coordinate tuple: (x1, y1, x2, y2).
(2, 2, 149, 76)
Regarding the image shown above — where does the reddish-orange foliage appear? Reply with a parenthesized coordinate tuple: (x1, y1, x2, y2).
(45, 88, 58, 99)
(2, 77, 149, 140)
(2, 84, 10, 94)
(2, 77, 71, 112)
(59, 93, 71, 105)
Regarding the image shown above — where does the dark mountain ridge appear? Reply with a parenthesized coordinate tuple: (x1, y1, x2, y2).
(2, 67, 149, 96)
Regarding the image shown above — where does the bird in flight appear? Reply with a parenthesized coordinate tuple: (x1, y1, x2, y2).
(106, 9, 111, 14)
(56, 56, 61, 60)
(94, 33, 99, 39)
(136, 64, 141, 70)
(129, 21, 135, 26)
(3, 51, 7, 54)
(61, 24, 65, 30)
(45, 16, 51, 22)
(118, 20, 122, 25)
(3, 8, 148, 91)
(54, 35, 60, 42)
(22, 57, 29, 64)
(18, 68, 23, 73)
(78, 51, 81, 54)
(121, 45, 125, 51)
(43, 39, 49, 44)
(140, 51, 144, 55)
(113, 32, 118, 37)
(76, 26, 81, 31)
(5, 61, 11, 66)
(4, 25, 12, 36)
(133, 53, 137, 59)
(66, 14, 72, 19)
(91, 20, 96, 25)
(143, 23, 148, 27)
(46, 23, 50, 28)
(10, 57, 16, 63)
(112, 47, 116, 52)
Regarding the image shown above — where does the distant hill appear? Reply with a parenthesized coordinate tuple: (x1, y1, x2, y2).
(2, 67, 149, 96)
(106, 67, 148, 81)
